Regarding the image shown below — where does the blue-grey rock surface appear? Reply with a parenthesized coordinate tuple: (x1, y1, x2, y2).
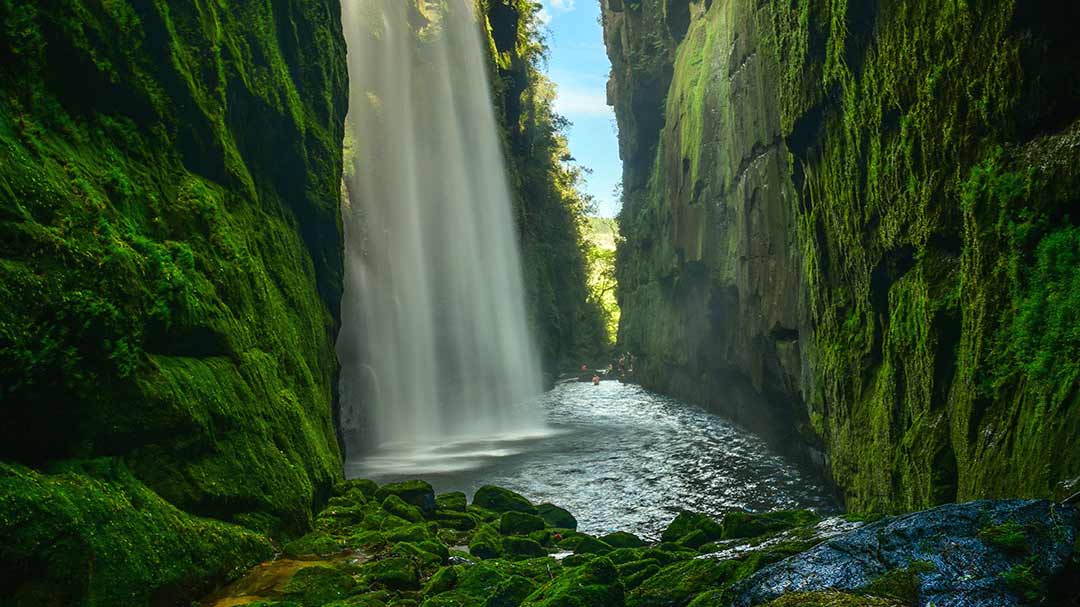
(732, 500, 1078, 607)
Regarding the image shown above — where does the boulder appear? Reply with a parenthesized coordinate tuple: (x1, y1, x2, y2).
(661, 511, 723, 545)
(383, 495, 426, 523)
(436, 491, 468, 512)
(500, 511, 547, 535)
(721, 510, 819, 540)
(601, 531, 645, 549)
(376, 481, 437, 515)
(521, 557, 624, 607)
(503, 536, 547, 559)
(536, 503, 578, 530)
(472, 485, 537, 514)
(731, 500, 1078, 607)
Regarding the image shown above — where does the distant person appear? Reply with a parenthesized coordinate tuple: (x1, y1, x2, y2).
(580, 363, 588, 372)
(592, 375, 601, 385)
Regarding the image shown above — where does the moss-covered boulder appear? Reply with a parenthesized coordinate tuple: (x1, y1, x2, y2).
(359, 557, 422, 591)
(536, 503, 578, 530)
(575, 535, 615, 555)
(335, 479, 380, 500)
(721, 510, 819, 540)
(661, 512, 724, 545)
(500, 511, 547, 536)
(627, 558, 737, 607)
(601, 531, 645, 549)
(472, 486, 537, 514)
(503, 536, 547, 559)
(384, 495, 426, 524)
(377, 481, 437, 516)
(423, 566, 460, 597)
(468, 524, 504, 559)
(436, 492, 468, 513)
(522, 557, 624, 607)
(282, 565, 357, 607)
(284, 531, 346, 558)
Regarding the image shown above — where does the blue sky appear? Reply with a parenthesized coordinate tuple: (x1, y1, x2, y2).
(537, 0, 621, 217)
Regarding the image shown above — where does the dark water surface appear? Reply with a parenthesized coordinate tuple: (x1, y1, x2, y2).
(345, 381, 839, 538)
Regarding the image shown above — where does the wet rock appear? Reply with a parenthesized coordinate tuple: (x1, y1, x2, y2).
(376, 481, 437, 515)
(335, 479, 380, 500)
(436, 492, 468, 513)
(384, 495, 426, 523)
(661, 511, 723, 545)
(602, 531, 646, 549)
(359, 557, 421, 590)
(522, 557, 624, 606)
(500, 511, 547, 535)
(575, 535, 616, 555)
(503, 536, 547, 559)
(722, 510, 820, 540)
(627, 557, 736, 607)
(472, 486, 537, 514)
(282, 565, 357, 606)
(468, 524, 504, 560)
(422, 566, 459, 597)
(536, 503, 578, 530)
(731, 500, 1078, 607)
(283, 531, 345, 558)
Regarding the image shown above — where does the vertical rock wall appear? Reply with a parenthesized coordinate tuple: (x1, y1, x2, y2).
(604, 0, 1080, 511)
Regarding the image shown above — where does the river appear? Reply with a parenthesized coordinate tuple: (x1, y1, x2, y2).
(345, 381, 839, 538)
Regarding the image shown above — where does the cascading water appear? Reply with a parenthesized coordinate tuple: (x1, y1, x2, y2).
(338, 0, 546, 477)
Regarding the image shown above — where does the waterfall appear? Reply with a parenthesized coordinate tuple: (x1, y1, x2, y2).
(338, 0, 545, 476)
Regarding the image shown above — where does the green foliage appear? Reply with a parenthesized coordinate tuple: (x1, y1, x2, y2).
(979, 521, 1029, 552)
(1001, 557, 1048, 602)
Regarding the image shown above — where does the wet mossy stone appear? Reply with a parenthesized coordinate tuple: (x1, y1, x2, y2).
(522, 557, 624, 607)
(284, 531, 346, 557)
(661, 511, 723, 544)
(500, 511, 547, 535)
(602, 531, 645, 549)
(386, 523, 438, 543)
(434, 510, 478, 531)
(468, 524, 504, 559)
(282, 565, 357, 607)
(503, 536, 547, 559)
(349, 530, 389, 550)
(423, 565, 460, 597)
(627, 558, 737, 607)
(561, 553, 597, 568)
(622, 564, 661, 591)
(677, 529, 712, 549)
(420, 590, 479, 606)
(752, 592, 904, 607)
(643, 546, 698, 566)
(384, 495, 426, 523)
(472, 486, 537, 514)
(575, 535, 615, 555)
(359, 557, 421, 590)
(436, 492, 468, 513)
(318, 504, 368, 531)
(557, 534, 586, 551)
(486, 574, 540, 606)
(721, 510, 820, 540)
(377, 481, 437, 516)
(536, 503, 577, 530)
(617, 558, 662, 578)
(392, 541, 445, 568)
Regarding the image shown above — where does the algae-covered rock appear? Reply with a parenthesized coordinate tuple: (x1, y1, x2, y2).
(282, 565, 357, 606)
(359, 557, 421, 590)
(284, 531, 346, 558)
(436, 492, 468, 513)
(661, 512, 723, 545)
(386, 523, 438, 543)
(732, 500, 1078, 607)
(500, 511, 547, 535)
(419, 590, 478, 606)
(575, 535, 615, 555)
(627, 558, 737, 607)
(522, 557, 624, 607)
(472, 486, 537, 514)
(536, 503, 578, 530)
(434, 510, 478, 531)
(384, 495, 426, 523)
(503, 536, 547, 559)
(751, 592, 904, 607)
(722, 510, 820, 540)
(423, 566, 460, 597)
(335, 479, 380, 499)
(468, 524, 504, 559)
(377, 481, 437, 516)
(602, 531, 645, 549)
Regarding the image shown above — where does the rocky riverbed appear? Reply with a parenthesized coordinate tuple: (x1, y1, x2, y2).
(200, 481, 1080, 607)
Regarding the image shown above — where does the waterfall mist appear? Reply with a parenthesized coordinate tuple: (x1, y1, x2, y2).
(338, 0, 546, 476)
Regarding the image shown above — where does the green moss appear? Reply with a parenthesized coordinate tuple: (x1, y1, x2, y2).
(661, 511, 723, 544)
(359, 558, 422, 591)
(0, 460, 273, 606)
(722, 510, 820, 540)
(436, 492, 468, 513)
(384, 495, 426, 524)
(284, 531, 346, 558)
(376, 482, 437, 516)
(499, 511, 547, 535)
(1001, 557, 1049, 603)
(536, 503, 577, 530)
(979, 521, 1030, 552)
(857, 561, 935, 605)
(472, 485, 537, 514)
(283, 565, 357, 607)
(522, 558, 624, 607)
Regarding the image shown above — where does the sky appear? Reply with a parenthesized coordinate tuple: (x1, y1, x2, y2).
(537, 0, 622, 218)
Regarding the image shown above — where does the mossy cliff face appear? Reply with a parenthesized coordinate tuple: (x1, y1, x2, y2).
(0, 0, 347, 603)
(603, 0, 1080, 511)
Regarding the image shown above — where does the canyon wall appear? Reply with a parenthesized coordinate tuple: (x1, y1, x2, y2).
(603, 0, 1080, 512)
(0, 1, 348, 603)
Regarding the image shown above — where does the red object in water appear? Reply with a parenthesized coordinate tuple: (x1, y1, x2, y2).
(592, 375, 600, 385)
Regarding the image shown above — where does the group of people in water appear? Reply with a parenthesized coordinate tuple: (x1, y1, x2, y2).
(580, 353, 636, 385)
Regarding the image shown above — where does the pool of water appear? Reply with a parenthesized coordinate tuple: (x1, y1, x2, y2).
(345, 381, 839, 538)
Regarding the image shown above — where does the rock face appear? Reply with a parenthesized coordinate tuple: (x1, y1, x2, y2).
(602, 0, 1080, 510)
(733, 500, 1079, 607)
(0, 0, 347, 603)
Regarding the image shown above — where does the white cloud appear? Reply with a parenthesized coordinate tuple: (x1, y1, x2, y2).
(549, 0, 576, 10)
(553, 87, 613, 118)
(537, 7, 552, 25)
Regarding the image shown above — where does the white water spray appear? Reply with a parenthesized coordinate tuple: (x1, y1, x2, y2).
(338, 0, 545, 476)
